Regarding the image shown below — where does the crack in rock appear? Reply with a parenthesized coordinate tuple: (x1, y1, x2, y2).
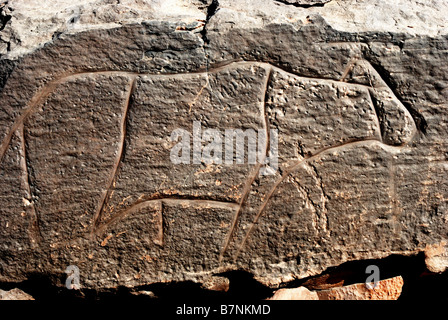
(200, 0, 220, 45)
(274, 0, 331, 8)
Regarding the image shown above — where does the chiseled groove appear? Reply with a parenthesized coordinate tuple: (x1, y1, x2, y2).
(308, 161, 330, 235)
(233, 138, 383, 260)
(0, 79, 63, 163)
(361, 59, 418, 143)
(218, 65, 273, 263)
(339, 56, 358, 82)
(366, 88, 384, 143)
(153, 201, 164, 246)
(367, 61, 419, 137)
(17, 124, 42, 246)
(95, 197, 240, 236)
(90, 76, 137, 236)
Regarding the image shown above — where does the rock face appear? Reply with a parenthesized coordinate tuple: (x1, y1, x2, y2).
(0, 0, 447, 291)
(269, 286, 319, 300)
(0, 288, 34, 300)
(317, 276, 404, 300)
(268, 276, 404, 300)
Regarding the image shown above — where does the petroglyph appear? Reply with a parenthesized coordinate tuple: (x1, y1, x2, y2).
(0, 57, 417, 268)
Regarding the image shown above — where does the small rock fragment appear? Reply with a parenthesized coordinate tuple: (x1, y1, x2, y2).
(268, 286, 319, 300)
(201, 276, 230, 292)
(425, 241, 448, 273)
(0, 288, 34, 300)
(130, 290, 157, 298)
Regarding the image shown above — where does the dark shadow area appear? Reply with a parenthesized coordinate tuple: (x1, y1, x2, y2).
(0, 5, 11, 32)
(120, 270, 274, 301)
(216, 270, 274, 300)
(281, 252, 448, 301)
(274, 0, 329, 8)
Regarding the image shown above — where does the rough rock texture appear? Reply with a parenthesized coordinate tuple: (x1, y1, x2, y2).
(0, 0, 447, 291)
(0, 288, 34, 300)
(268, 286, 319, 300)
(316, 276, 404, 300)
(269, 276, 403, 300)
(424, 242, 448, 273)
(201, 276, 230, 292)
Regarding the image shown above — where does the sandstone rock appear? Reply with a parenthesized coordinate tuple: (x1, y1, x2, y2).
(316, 276, 404, 300)
(201, 276, 230, 292)
(0, 288, 34, 300)
(425, 241, 448, 273)
(130, 290, 157, 298)
(0, 0, 207, 60)
(301, 273, 345, 290)
(269, 276, 404, 300)
(0, 0, 447, 292)
(268, 286, 319, 300)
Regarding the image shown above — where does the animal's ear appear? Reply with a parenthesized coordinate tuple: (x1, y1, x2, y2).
(343, 60, 417, 146)
(368, 86, 416, 146)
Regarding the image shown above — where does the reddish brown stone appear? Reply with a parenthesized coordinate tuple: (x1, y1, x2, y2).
(0, 288, 34, 300)
(317, 276, 404, 300)
(269, 287, 319, 300)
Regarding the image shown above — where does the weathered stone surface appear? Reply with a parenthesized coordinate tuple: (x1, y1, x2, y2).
(0, 0, 207, 60)
(89, 200, 236, 287)
(0, 288, 34, 300)
(25, 74, 134, 245)
(268, 286, 319, 300)
(269, 276, 404, 300)
(201, 276, 230, 292)
(0, 0, 447, 292)
(425, 242, 448, 273)
(100, 63, 269, 224)
(316, 276, 404, 300)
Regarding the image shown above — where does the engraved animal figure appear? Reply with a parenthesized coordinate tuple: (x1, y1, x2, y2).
(0, 58, 416, 284)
